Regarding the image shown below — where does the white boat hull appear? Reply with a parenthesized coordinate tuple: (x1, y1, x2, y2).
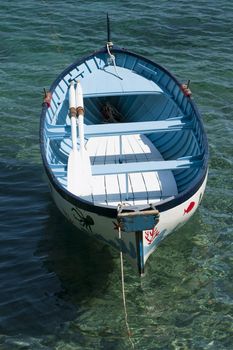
(47, 171, 208, 273)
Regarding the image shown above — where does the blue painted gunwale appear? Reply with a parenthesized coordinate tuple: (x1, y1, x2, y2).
(40, 46, 208, 218)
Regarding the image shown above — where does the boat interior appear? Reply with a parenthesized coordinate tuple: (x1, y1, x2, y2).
(43, 51, 205, 208)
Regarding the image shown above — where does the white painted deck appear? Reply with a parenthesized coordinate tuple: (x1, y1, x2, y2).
(85, 134, 178, 207)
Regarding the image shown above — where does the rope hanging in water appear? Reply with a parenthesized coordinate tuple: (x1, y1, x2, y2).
(118, 224, 135, 349)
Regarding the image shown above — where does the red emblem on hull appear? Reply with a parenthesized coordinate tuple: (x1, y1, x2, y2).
(144, 227, 160, 245)
(184, 201, 195, 215)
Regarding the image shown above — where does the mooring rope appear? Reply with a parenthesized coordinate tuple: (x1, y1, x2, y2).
(106, 43, 122, 80)
(118, 224, 135, 349)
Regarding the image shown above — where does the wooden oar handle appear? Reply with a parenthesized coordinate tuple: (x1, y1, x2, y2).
(76, 106, 84, 116)
(69, 107, 76, 117)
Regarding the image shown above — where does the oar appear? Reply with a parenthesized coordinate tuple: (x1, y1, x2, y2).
(76, 81, 86, 160)
(67, 81, 83, 196)
(75, 81, 92, 194)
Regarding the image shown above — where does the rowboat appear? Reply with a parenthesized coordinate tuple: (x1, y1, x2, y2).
(40, 24, 208, 275)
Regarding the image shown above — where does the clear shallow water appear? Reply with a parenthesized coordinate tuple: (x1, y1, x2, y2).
(0, 0, 233, 349)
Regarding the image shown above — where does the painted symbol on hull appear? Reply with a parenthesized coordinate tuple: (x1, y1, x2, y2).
(144, 227, 160, 245)
(72, 207, 95, 232)
(183, 201, 195, 215)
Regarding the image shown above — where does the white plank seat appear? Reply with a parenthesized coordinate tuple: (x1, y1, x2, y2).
(45, 116, 193, 140)
(50, 156, 203, 176)
(91, 156, 203, 176)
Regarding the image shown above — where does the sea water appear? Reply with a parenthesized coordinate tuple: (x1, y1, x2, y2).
(0, 1, 233, 349)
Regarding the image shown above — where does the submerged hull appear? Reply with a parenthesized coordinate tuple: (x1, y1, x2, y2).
(40, 44, 208, 275)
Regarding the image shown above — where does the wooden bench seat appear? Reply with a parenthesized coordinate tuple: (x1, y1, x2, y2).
(50, 155, 203, 177)
(45, 117, 193, 140)
(91, 156, 203, 176)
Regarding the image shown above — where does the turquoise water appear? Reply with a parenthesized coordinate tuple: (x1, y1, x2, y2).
(0, 1, 233, 349)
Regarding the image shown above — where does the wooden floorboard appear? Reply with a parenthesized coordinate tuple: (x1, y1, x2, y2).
(85, 134, 178, 206)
